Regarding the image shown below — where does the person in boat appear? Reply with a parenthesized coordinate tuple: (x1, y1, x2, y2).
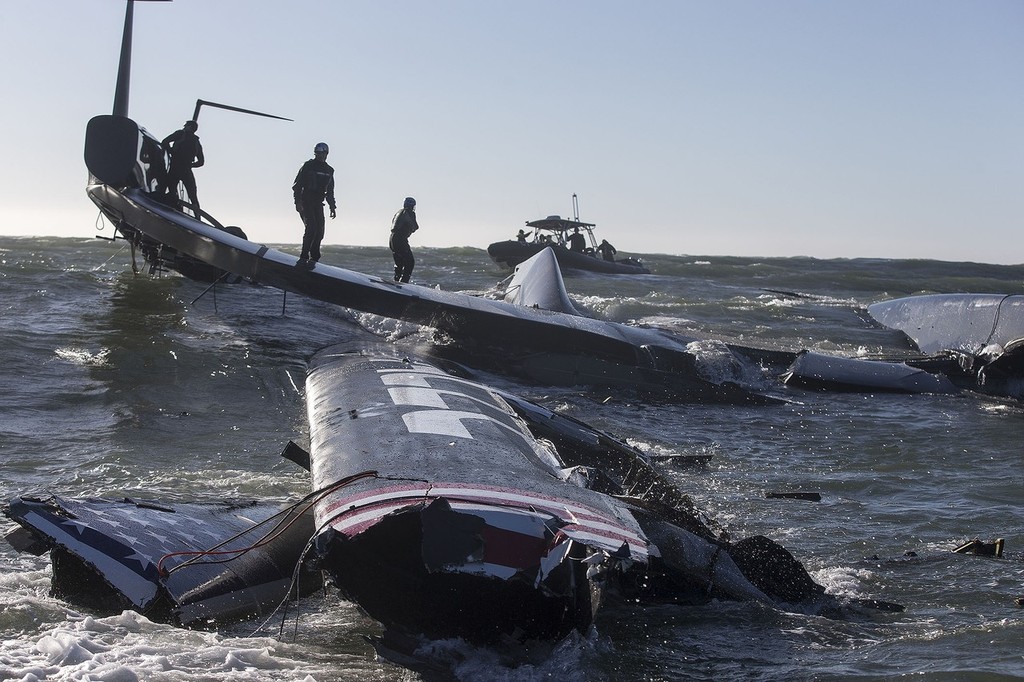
(597, 239, 617, 262)
(390, 197, 419, 283)
(292, 142, 337, 266)
(158, 120, 204, 212)
(516, 229, 531, 243)
(568, 227, 586, 252)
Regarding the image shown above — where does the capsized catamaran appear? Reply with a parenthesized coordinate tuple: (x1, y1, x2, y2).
(5, 0, 912, 660)
(83, 2, 784, 405)
(85, 2, 1024, 411)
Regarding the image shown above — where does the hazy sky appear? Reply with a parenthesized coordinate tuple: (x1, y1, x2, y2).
(1, 1, 1020, 263)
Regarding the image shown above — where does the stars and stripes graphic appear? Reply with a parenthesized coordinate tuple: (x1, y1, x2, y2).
(5, 496, 280, 609)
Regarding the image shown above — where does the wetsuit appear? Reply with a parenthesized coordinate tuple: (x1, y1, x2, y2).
(568, 231, 586, 252)
(597, 241, 617, 261)
(160, 128, 204, 211)
(292, 158, 336, 262)
(390, 208, 419, 282)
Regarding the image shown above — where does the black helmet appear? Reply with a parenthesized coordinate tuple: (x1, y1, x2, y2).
(404, 197, 416, 208)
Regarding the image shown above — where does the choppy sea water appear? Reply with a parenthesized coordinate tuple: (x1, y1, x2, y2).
(1, 235, 1023, 681)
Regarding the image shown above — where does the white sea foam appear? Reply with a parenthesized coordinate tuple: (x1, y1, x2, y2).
(54, 346, 110, 367)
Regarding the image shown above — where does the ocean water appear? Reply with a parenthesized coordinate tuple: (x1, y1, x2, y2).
(1, 235, 1023, 681)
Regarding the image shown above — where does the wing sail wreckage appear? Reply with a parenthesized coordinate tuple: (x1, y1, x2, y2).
(866, 294, 1024, 398)
(785, 294, 1024, 399)
(6, 343, 857, 646)
(3, 496, 322, 628)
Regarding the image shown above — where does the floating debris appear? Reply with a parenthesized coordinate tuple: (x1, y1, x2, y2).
(766, 491, 822, 502)
(952, 538, 1004, 558)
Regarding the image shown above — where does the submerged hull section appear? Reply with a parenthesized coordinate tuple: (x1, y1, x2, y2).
(304, 345, 652, 643)
(487, 241, 650, 274)
(782, 350, 959, 394)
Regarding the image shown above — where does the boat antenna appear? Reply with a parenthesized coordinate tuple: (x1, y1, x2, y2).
(572, 193, 580, 222)
(112, 0, 171, 118)
(192, 99, 293, 123)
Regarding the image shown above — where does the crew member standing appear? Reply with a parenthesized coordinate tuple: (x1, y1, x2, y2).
(568, 227, 586, 252)
(390, 197, 419, 283)
(292, 142, 337, 265)
(160, 120, 204, 212)
(597, 239, 617, 262)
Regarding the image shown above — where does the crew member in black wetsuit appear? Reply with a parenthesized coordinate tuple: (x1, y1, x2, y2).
(292, 142, 337, 266)
(568, 227, 586, 252)
(159, 120, 204, 212)
(597, 239, 617, 262)
(390, 197, 419, 283)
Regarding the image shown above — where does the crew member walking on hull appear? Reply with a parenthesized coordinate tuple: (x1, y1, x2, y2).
(292, 142, 337, 266)
(159, 120, 204, 213)
(390, 197, 419, 283)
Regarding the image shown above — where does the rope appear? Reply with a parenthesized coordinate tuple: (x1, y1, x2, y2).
(156, 469, 379, 576)
(248, 475, 426, 640)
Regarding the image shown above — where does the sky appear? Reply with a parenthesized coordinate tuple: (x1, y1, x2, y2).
(0, 1, 1021, 264)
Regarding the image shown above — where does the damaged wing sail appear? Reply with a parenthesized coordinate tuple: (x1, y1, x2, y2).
(4, 343, 850, 645)
(3, 496, 320, 627)
(304, 343, 653, 642)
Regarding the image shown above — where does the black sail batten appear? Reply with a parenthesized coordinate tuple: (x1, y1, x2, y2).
(192, 99, 292, 123)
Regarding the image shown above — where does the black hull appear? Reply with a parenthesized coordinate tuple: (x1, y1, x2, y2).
(487, 241, 650, 274)
(85, 161, 772, 403)
(781, 350, 959, 394)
